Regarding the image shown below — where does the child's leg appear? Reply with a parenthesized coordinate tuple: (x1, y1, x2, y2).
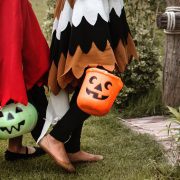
(49, 84, 89, 142)
(49, 98, 89, 143)
(64, 121, 84, 153)
(63, 87, 86, 153)
(27, 85, 48, 141)
(63, 85, 103, 162)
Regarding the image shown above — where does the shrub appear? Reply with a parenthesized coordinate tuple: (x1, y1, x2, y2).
(118, 88, 166, 118)
(115, 0, 163, 108)
(167, 106, 180, 166)
(43, 0, 56, 42)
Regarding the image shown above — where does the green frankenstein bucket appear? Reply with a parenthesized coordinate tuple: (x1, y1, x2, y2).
(0, 103, 38, 140)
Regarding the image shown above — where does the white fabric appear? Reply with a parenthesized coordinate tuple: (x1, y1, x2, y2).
(53, 0, 125, 38)
(52, 18, 59, 33)
(56, 0, 72, 40)
(37, 90, 70, 143)
(109, 0, 124, 17)
(72, 0, 109, 26)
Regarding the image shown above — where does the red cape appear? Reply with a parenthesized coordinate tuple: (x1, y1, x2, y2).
(0, 0, 50, 107)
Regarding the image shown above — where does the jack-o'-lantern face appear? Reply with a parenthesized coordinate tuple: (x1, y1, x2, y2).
(86, 76, 113, 100)
(77, 68, 123, 116)
(0, 103, 38, 140)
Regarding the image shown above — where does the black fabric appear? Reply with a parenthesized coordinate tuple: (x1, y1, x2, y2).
(50, 8, 131, 69)
(50, 23, 71, 67)
(27, 85, 89, 153)
(109, 8, 130, 49)
(69, 15, 111, 55)
(4, 147, 45, 161)
(65, 86, 85, 153)
(27, 86, 48, 141)
(64, 121, 83, 153)
(50, 86, 90, 153)
(50, 14, 111, 67)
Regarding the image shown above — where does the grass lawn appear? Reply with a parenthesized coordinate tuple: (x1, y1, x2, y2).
(0, 112, 179, 179)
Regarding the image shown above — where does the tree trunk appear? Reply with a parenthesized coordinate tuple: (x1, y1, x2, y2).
(163, 0, 180, 107)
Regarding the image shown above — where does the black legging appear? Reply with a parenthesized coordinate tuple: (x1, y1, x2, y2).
(27, 86, 48, 141)
(28, 85, 90, 153)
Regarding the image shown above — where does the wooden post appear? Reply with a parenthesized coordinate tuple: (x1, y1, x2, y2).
(157, 0, 180, 107)
(157, 13, 180, 29)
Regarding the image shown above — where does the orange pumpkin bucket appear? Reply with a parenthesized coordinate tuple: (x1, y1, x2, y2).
(77, 68, 123, 116)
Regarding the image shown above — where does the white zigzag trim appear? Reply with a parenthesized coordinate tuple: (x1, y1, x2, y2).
(72, 0, 109, 27)
(52, 18, 58, 33)
(55, 0, 72, 40)
(109, 0, 124, 17)
(53, 0, 125, 40)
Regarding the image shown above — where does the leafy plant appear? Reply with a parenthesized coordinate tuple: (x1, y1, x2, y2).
(42, 0, 56, 42)
(118, 88, 166, 118)
(167, 106, 180, 125)
(167, 106, 180, 166)
(116, 0, 164, 109)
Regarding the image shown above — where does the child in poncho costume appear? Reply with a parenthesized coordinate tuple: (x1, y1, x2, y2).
(0, 0, 50, 160)
(38, 0, 138, 172)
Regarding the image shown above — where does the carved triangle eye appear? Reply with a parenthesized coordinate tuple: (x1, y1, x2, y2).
(16, 107, 23, 113)
(8, 113, 14, 120)
(0, 111, 3, 118)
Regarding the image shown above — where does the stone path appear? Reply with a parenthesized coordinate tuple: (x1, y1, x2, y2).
(119, 116, 180, 165)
